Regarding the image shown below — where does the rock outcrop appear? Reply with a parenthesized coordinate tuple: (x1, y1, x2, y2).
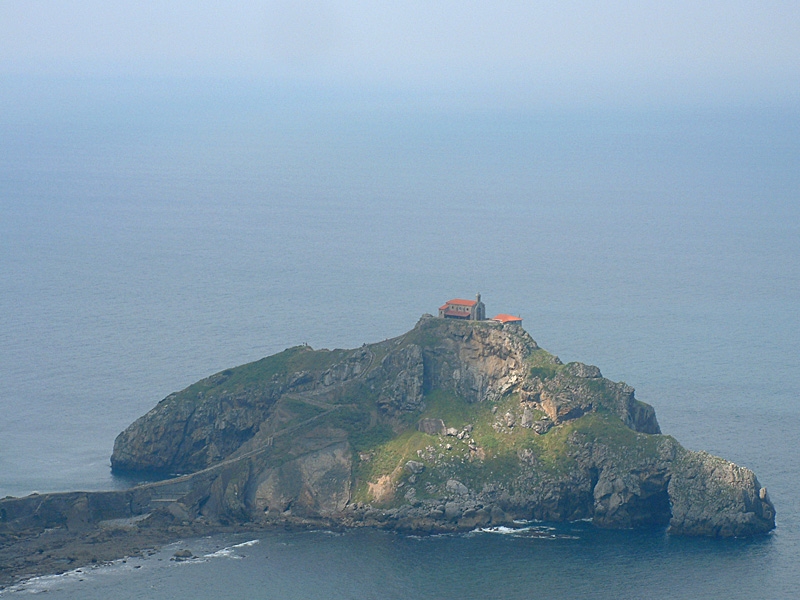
(668, 450, 775, 537)
(3, 316, 775, 557)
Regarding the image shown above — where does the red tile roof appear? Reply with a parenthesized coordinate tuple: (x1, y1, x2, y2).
(441, 298, 477, 308)
(492, 314, 522, 324)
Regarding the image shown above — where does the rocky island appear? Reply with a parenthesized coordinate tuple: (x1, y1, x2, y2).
(0, 315, 775, 585)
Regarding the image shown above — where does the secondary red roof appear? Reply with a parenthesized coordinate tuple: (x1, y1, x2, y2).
(441, 298, 477, 308)
(492, 314, 523, 324)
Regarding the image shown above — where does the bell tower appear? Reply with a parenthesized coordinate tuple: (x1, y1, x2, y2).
(474, 293, 486, 320)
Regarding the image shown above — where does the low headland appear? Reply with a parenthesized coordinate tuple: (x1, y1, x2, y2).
(0, 315, 775, 586)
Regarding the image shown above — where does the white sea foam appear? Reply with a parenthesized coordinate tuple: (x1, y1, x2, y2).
(479, 525, 527, 534)
(203, 548, 239, 559)
(0, 556, 155, 596)
(473, 524, 576, 540)
(203, 539, 258, 559)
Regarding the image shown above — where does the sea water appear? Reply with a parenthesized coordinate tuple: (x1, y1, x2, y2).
(1, 78, 798, 597)
(0, 527, 783, 599)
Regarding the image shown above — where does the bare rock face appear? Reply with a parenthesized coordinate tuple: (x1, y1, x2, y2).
(252, 440, 352, 518)
(415, 317, 535, 404)
(591, 466, 672, 529)
(111, 385, 282, 473)
(377, 344, 424, 412)
(538, 368, 660, 434)
(668, 450, 775, 537)
(575, 434, 679, 529)
(563, 362, 602, 379)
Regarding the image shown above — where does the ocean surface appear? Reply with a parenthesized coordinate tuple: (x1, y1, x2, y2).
(1, 78, 798, 597)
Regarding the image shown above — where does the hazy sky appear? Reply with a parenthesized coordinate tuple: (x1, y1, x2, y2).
(2, 1, 799, 106)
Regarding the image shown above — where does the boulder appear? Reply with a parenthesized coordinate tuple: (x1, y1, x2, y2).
(446, 480, 469, 496)
(405, 461, 425, 475)
(418, 419, 446, 435)
(444, 502, 462, 521)
(564, 362, 602, 378)
(521, 407, 534, 428)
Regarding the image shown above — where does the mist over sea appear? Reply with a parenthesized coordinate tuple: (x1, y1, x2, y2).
(1, 79, 798, 597)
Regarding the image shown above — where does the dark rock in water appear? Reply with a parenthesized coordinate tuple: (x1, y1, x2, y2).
(1, 315, 775, 582)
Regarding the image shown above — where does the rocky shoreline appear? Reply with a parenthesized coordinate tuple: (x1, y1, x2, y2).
(0, 452, 775, 589)
(0, 504, 337, 589)
(0, 507, 216, 588)
(0, 441, 774, 588)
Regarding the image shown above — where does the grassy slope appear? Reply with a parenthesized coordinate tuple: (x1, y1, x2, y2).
(347, 332, 663, 505)
(350, 392, 665, 506)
